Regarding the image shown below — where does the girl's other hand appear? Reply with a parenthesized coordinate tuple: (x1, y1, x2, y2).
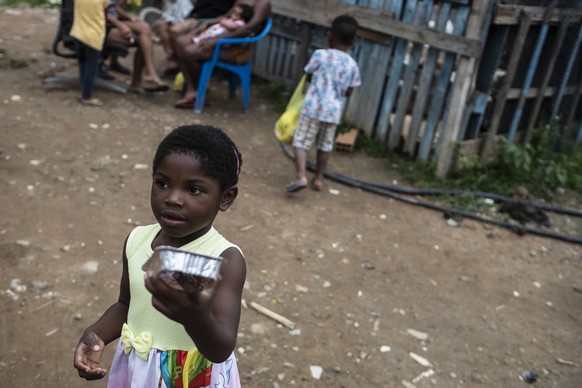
(73, 331, 107, 380)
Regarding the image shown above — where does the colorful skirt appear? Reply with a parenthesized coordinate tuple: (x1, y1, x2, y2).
(107, 339, 241, 388)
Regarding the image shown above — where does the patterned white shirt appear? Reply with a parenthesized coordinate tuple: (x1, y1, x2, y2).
(301, 48, 361, 124)
(162, 0, 194, 24)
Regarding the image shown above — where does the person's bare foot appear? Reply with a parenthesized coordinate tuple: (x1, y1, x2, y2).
(311, 178, 324, 191)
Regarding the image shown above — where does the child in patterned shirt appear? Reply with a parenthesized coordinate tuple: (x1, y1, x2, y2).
(286, 14, 361, 193)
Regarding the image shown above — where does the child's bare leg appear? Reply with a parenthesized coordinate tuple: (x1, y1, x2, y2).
(312, 149, 330, 191)
(292, 147, 309, 185)
(285, 146, 309, 192)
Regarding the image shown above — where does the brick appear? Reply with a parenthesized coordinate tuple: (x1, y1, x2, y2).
(335, 128, 359, 152)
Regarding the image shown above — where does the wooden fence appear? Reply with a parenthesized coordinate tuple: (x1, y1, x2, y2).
(251, 0, 582, 177)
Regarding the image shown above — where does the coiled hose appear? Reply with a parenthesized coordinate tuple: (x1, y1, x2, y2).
(279, 142, 582, 245)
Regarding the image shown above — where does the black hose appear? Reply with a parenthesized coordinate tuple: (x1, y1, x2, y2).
(357, 180, 582, 217)
(279, 142, 582, 245)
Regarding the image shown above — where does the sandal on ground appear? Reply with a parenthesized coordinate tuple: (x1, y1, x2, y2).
(80, 97, 103, 107)
(127, 87, 145, 95)
(285, 180, 307, 193)
(109, 62, 131, 75)
(174, 96, 211, 109)
(144, 83, 170, 93)
(174, 96, 195, 109)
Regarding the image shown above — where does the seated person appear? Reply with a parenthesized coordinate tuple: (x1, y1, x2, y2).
(104, 0, 169, 92)
(192, 3, 253, 44)
(164, 0, 236, 74)
(173, 0, 271, 109)
(157, 0, 193, 76)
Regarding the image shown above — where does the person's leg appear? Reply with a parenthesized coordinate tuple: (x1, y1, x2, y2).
(106, 28, 131, 75)
(311, 122, 337, 191)
(287, 115, 318, 191)
(129, 48, 145, 91)
(127, 19, 166, 86)
(82, 46, 101, 100)
(312, 150, 330, 191)
(158, 20, 176, 72)
(74, 39, 87, 96)
(174, 36, 211, 104)
(292, 147, 309, 186)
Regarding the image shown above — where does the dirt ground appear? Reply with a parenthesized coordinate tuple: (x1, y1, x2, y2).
(1, 6, 581, 388)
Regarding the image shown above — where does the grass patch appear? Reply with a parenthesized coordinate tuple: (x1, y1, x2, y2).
(256, 80, 292, 114)
(350, 123, 582, 211)
(0, 0, 59, 7)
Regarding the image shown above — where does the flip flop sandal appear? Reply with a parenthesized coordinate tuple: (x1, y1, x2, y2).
(285, 181, 307, 193)
(174, 97, 211, 109)
(174, 97, 195, 109)
(80, 97, 103, 107)
(144, 84, 170, 93)
(127, 87, 145, 95)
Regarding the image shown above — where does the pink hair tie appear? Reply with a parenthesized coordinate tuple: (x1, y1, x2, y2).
(233, 147, 240, 176)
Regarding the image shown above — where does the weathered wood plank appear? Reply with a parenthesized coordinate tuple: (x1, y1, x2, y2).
(507, 5, 554, 144)
(418, 6, 471, 161)
(436, 0, 494, 177)
(523, 21, 569, 142)
(405, 2, 452, 154)
(389, 0, 432, 149)
(494, 5, 582, 25)
(550, 24, 582, 123)
(481, 10, 532, 160)
(376, 0, 418, 144)
(565, 79, 582, 130)
(506, 85, 580, 100)
(270, 0, 482, 57)
(344, 0, 393, 134)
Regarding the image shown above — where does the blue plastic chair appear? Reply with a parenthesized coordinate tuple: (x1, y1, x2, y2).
(194, 18, 272, 114)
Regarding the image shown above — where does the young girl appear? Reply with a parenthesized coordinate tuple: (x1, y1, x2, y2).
(69, 0, 110, 106)
(73, 125, 246, 387)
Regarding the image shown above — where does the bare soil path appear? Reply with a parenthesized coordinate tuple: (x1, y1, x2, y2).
(1, 6, 581, 387)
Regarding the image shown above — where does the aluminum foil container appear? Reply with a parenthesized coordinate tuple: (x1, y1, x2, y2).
(142, 245, 223, 280)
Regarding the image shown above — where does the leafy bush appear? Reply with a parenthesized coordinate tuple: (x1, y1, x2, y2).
(0, 0, 59, 8)
(353, 123, 582, 200)
(256, 81, 292, 114)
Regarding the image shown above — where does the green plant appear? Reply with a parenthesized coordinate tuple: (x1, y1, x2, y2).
(485, 122, 582, 195)
(256, 81, 292, 114)
(0, 0, 59, 7)
(348, 123, 581, 211)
